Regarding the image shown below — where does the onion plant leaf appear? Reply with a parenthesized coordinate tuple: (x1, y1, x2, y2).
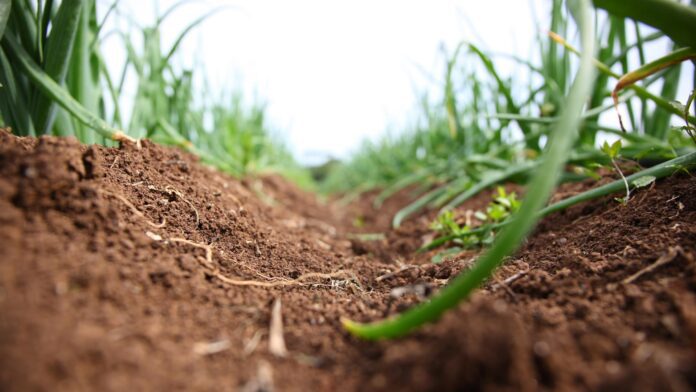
(33, 0, 83, 134)
(0, 0, 10, 41)
(3, 33, 132, 142)
(611, 48, 696, 131)
(593, 0, 696, 49)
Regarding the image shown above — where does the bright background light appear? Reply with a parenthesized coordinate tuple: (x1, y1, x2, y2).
(102, 0, 548, 164)
(101, 0, 691, 165)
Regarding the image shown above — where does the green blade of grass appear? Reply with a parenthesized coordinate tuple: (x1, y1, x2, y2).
(0, 46, 36, 134)
(392, 178, 467, 228)
(66, 0, 98, 142)
(593, 0, 696, 49)
(9, 0, 38, 61)
(3, 33, 132, 142)
(439, 161, 537, 212)
(0, 0, 11, 40)
(605, 31, 662, 67)
(541, 151, 696, 215)
(646, 56, 681, 139)
(32, 0, 83, 134)
(444, 43, 465, 141)
(611, 47, 696, 131)
(549, 31, 696, 126)
(468, 43, 534, 140)
(343, 0, 597, 340)
(374, 167, 438, 208)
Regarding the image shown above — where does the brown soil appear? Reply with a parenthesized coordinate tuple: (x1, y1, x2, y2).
(1, 129, 695, 391)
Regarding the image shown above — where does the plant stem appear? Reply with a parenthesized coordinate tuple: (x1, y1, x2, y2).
(611, 158, 631, 202)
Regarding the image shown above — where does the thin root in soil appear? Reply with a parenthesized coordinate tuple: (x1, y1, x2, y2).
(103, 186, 358, 290)
(622, 246, 684, 284)
(101, 189, 166, 228)
(166, 236, 360, 289)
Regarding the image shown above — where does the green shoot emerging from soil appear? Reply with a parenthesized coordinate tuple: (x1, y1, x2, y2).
(600, 140, 631, 203)
(479, 187, 521, 224)
(429, 187, 521, 250)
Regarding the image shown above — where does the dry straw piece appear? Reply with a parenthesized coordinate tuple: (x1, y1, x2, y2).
(269, 298, 288, 358)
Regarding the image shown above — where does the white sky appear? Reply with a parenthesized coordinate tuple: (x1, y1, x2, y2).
(102, 0, 548, 164)
(101, 1, 692, 165)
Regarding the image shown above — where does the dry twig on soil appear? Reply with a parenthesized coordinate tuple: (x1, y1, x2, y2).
(163, 185, 200, 226)
(193, 339, 230, 356)
(622, 247, 682, 284)
(169, 237, 214, 268)
(269, 298, 288, 358)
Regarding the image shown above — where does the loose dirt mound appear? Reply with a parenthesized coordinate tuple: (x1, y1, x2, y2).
(1, 130, 695, 391)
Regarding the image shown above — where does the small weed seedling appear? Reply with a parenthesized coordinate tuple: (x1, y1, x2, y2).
(429, 210, 481, 252)
(429, 187, 522, 255)
(671, 89, 696, 144)
(601, 140, 630, 204)
(477, 187, 522, 223)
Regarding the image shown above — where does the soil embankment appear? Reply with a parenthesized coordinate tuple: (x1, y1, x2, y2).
(1, 130, 695, 391)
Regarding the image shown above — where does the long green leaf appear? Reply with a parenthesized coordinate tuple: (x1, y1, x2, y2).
(0, 0, 11, 40)
(440, 161, 537, 212)
(32, 0, 83, 134)
(550, 31, 696, 126)
(3, 34, 131, 141)
(593, 0, 696, 49)
(392, 178, 466, 228)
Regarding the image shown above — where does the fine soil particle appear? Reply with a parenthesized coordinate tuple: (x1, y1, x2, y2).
(1, 129, 695, 391)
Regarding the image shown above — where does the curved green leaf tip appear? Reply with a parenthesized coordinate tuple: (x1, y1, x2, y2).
(342, 317, 388, 340)
(340, 318, 366, 337)
(341, 315, 415, 340)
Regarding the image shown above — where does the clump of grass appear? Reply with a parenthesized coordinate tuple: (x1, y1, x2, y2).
(429, 187, 521, 250)
(422, 151, 696, 252)
(0, 0, 129, 143)
(0, 1, 311, 184)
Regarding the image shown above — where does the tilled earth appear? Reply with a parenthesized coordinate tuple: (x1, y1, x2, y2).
(1, 130, 695, 391)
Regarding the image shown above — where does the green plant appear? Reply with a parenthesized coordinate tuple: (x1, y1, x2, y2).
(429, 210, 486, 249)
(477, 187, 521, 223)
(611, 48, 696, 132)
(0, 0, 311, 185)
(322, 0, 695, 232)
(0, 0, 131, 143)
(600, 139, 630, 203)
(673, 89, 696, 144)
(429, 187, 521, 250)
(342, 0, 598, 339)
(592, 0, 696, 49)
(421, 151, 696, 252)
